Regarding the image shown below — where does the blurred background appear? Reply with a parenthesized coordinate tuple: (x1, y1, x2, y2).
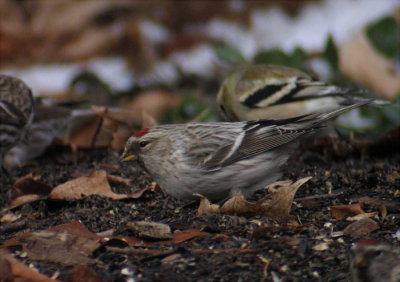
(0, 0, 399, 165)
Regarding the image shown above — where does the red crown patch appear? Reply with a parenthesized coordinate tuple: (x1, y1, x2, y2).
(134, 128, 149, 137)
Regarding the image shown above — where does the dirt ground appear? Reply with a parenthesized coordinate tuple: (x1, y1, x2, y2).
(0, 130, 399, 282)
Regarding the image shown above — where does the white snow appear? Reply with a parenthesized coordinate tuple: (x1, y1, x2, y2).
(1, 0, 397, 92)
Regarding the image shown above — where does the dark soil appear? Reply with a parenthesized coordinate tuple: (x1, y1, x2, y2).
(1, 131, 399, 282)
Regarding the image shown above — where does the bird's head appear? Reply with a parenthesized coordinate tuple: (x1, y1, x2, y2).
(217, 74, 240, 121)
(120, 128, 153, 162)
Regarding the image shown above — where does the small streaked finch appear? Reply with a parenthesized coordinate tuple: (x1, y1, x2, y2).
(350, 239, 400, 282)
(121, 101, 371, 201)
(0, 75, 34, 169)
(217, 64, 386, 121)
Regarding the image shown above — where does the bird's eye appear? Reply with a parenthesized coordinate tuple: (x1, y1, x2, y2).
(139, 141, 149, 148)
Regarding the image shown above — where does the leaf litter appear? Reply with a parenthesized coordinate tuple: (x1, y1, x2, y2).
(2, 170, 151, 213)
(197, 177, 312, 223)
(0, 131, 399, 281)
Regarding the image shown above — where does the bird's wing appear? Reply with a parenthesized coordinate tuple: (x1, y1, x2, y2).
(240, 74, 355, 108)
(186, 100, 371, 170)
(0, 101, 28, 126)
(202, 117, 319, 170)
(183, 123, 240, 167)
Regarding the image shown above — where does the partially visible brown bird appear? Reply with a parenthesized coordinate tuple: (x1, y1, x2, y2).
(350, 238, 400, 282)
(0, 75, 34, 170)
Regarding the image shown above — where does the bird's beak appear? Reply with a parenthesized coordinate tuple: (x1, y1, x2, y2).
(120, 151, 136, 162)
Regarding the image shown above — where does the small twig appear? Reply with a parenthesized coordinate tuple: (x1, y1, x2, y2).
(192, 248, 258, 255)
(90, 116, 104, 149)
(0, 219, 27, 234)
(105, 246, 171, 256)
(295, 193, 341, 202)
(105, 246, 258, 256)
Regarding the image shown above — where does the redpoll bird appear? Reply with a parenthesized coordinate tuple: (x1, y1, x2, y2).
(350, 239, 400, 282)
(217, 64, 386, 121)
(0, 75, 34, 169)
(121, 101, 370, 201)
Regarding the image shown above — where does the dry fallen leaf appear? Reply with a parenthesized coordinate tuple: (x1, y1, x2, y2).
(0, 250, 58, 282)
(59, 25, 119, 61)
(50, 170, 146, 200)
(339, 30, 400, 99)
(161, 254, 183, 265)
(141, 110, 158, 128)
(262, 177, 312, 222)
(357, 196, 398, 209)
(66, 113, 104, 148)
(0, 213, 21, 223)
(65, 107, 141, 150)
(22, 231, 100, 265)
(355, 196, 398, 221)
(1, 221, 99, 250)
(106, 174, 131, 186)
(0, 251, 13, 282)
(150, 182, 162, 193)
(1, 220, 208, 260)
(220, 192, 261, 215)
(102, 228, 209, 248)
(65, 265, 103, 282)
(379, 205, 388, 222)
(313, 242, 330, 251)
(196, 193, 222, 216)
(343, 218, 380, 238)
(126, 221, 173, 240)
(125, 90, 181, 121)
(11, 173, 52, 198)
(2, 171, 147, 214)
(196, 177, 311, 222)
(330, 203, 365, 220)
(160, 229, 209, 246)
(347, 212, 378, 221)
(0, 0, 139, 66)
(7, 173, 53, 209)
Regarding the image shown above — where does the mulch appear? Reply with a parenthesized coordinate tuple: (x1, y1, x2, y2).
(0, 130, 399, 281)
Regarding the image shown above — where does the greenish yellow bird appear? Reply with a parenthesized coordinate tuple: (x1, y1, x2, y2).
(217, 64, 383, 121)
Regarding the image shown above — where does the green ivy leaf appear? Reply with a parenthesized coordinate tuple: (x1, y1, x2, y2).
(253, 47, 309, 72)
(382, 95, 400, 124)
(290, 47, 308, 72)
(162, 89, 215, 123)
(212, 44, 246, 64)
(253, 49, 291, 66)
(323, 34, 339, 72)
(366, 16, 397, 59)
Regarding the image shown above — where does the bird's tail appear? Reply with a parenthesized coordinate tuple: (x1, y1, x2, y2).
(310, 84, 391, 107)
(312, 100, 373, 125)
(340, 95, 391, 107)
